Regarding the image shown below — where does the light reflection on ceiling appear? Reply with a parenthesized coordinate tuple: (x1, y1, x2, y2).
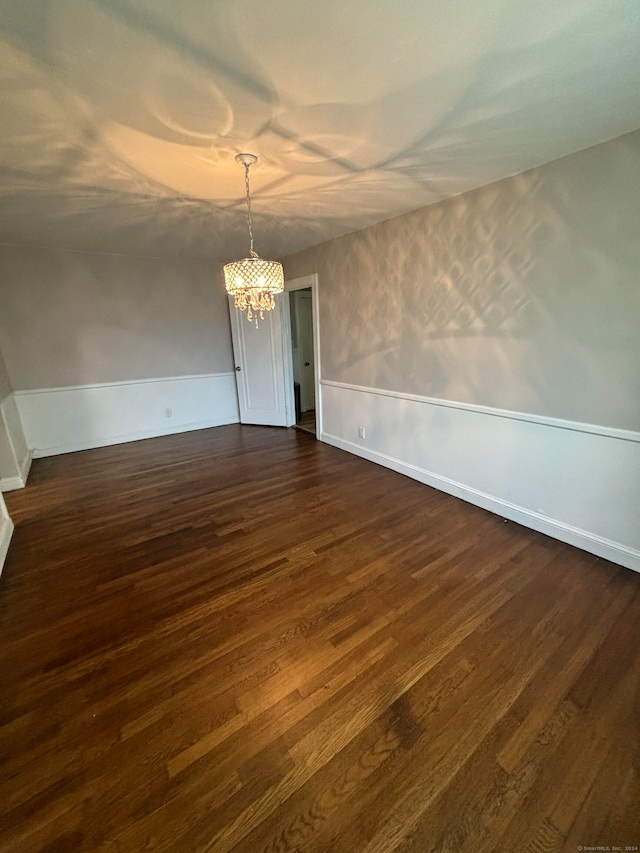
(0, 0, 639, 261)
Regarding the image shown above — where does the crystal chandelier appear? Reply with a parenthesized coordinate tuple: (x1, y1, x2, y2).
(223, 153, 284, 324)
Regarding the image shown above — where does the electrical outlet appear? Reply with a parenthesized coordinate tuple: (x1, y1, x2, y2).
(165, 407, 173, 418)
(358, 426, 366, 439)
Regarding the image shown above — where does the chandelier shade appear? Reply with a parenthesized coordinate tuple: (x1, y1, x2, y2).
(223, 256, 284, 317)
(223, 153, 284, 323)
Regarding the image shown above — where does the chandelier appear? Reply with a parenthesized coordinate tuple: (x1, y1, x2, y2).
(223, 153, 284, 324)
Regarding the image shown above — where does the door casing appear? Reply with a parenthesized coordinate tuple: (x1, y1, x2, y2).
(285, 274, 321, 438)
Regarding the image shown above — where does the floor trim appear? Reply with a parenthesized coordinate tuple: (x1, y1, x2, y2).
(321, 431, 640, 573)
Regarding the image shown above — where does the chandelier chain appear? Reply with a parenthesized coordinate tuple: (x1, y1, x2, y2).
(244, 162, 257, 258)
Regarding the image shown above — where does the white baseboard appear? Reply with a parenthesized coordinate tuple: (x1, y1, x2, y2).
(1, 476, 26, 492)
(322, 432, 640, 573)
(0, 515, 13, 576)
(0, 444, 32, 491)
(15, 373, 240, 458)
(30, 415, 239, 458)
(319, 382, 640, 574)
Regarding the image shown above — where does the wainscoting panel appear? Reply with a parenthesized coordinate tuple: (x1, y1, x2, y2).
(0, 393, 31, 491)
(0, 492, 13, 574)
(320, 381, 640, 572)
(15, 373, 240, 458)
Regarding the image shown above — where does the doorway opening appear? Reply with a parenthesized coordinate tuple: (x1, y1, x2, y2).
(283, 273, 320, 438)
(289, 287, 316, 436)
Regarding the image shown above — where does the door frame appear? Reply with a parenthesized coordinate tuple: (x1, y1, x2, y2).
(284, 273, 321, 439)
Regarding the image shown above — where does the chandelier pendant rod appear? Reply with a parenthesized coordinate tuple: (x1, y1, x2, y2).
(244, 161, 257, 258)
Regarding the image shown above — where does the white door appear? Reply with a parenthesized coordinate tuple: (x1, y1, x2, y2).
(229, 296, 294, 426)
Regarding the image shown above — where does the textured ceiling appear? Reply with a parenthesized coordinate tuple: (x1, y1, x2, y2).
(1, 0, 639, 262)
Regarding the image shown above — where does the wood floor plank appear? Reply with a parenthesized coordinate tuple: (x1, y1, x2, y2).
(1, 424, 639, 852)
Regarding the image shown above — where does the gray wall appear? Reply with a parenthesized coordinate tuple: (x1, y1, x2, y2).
(0, 423, 16, 480)
(0, 347, 11, 401)
(1, 131, 638, 429)
(283, 129, 640, 432)
(0, 247, 235, 389)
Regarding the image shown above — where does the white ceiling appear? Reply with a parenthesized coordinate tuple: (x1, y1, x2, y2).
(1, 0, 639, 262)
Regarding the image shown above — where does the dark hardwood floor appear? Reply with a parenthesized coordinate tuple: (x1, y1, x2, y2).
(1, 424, 639, 852)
